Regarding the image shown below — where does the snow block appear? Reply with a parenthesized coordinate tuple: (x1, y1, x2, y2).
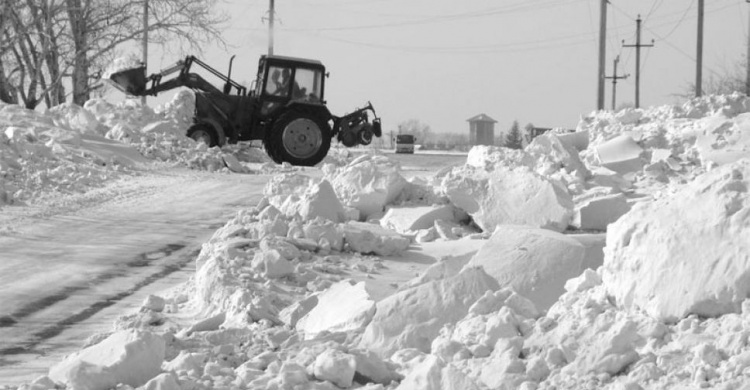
(49, 330, 165, 390)
(573, 193, 633, 231)
(279, 295, 319, 327)
(526, 132, 590, 177)
(313, 349, 356, 388)
(302, 218, 345, 251)
(359, 267, 499, 357)
(326, 154, 408, 219)
(221, 153, 245, 173)
(603, 159, 750, 321)
(464, 225, 586, 312)
(556, 129, 590, 152)
(299, 179, 347, 223)
(142, 372, 180, 390)
(296, 280, 375, 338)
(395, 355, 482, 390)
(251, 249, 294, 278)
(351, 349, 401, 385)
(343, 221, 410, 256)
(440, 165, 574, 232)
(380, 205, 457, 233)
(595, 134, 644, 174)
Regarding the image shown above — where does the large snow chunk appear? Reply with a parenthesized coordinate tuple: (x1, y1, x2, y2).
(299, 179, 347, 223)
(296, 280, 375, 338)
(380, 205, 458, 233)
(313, 349, 356, 388)
(573, 193, 633, 231)
(343, 221, 410, 256)
(395, 355, 482, 390)
(526, 132, 590, 177)
(556, 129, 589, 151)
(49, 330, 165, 390)
(359, 267, 499, 357)
(603, 159, 750, 321)
(441, 165, 574, 232)
(464, 225, 586, 312)
(695, 114, 750, 166)
(326, 154, 408, 219)
(251, 250, 295, 279)
(595, 134, 644, 174)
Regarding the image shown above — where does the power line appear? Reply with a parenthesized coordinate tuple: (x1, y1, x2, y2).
(282, 29, 595, 54)
(283, 0, 589, 32)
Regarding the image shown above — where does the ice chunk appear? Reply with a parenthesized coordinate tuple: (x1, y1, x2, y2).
(313, 349, 356, 388)
(49, 330, 165, 389)
(359, 267, 499, 357)
(296, 280, 375, 338)
(595, 134, 644, 174)
(380, 205, 458, 233)
(465, 225, 586, 312)
(573, 193, 633, 231)
(343, 221, 410, 256)
(441, 165, 573, 232)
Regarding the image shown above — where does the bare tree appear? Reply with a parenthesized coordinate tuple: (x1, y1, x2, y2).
(65, 0, 227, 105)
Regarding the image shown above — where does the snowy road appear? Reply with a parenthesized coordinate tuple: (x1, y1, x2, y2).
(0, 168, 270, 382)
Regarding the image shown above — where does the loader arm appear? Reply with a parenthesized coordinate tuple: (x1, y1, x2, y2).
(108, 55, 247, 97)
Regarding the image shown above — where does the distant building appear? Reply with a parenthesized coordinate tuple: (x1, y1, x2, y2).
(528, 127, 575, 142)
(530, 127, 552, 140)
(466, 113, 497, 146)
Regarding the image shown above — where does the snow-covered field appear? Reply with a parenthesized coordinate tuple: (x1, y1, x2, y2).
(1, 91, 750, 390)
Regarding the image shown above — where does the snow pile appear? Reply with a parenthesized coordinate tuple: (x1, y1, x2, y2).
(324, 153, 409, 220)
(603, 158, 750, 321)
(15, 93, 750, 390)
(0, 94, 275, 207)
(440, 163, 574, 232)
(579, 92, 750, 185)
(0, 102, 139, 205)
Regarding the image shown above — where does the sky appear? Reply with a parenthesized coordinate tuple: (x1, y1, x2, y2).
(135, 0, 750, 135)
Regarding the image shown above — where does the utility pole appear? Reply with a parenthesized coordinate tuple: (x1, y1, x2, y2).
(605, 56, 629, 110)
(268, 0, 275, 55)
(747, 0, 750, 96)
(141, 0, 148, 105)
(623, 15, 654, 108)
(596, 0, 608, 111)
(696, 0, 704, 97)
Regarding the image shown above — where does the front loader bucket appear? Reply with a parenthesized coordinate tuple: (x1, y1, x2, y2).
(108, 66, 146, 96)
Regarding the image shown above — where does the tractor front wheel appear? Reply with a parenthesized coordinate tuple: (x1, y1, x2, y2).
(268, 111, 331, 166)
(187, 123, 219, 147)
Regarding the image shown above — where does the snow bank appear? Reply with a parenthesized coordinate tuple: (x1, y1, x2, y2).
(603, 158, 750, 321)
(14, 93, 750, 390)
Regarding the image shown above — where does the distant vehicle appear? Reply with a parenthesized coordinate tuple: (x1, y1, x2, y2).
(394, 134, 416, 154)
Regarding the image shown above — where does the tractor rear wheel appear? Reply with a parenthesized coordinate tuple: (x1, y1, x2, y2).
(268, 111, 331, 166)
(187, 123, 219, 147)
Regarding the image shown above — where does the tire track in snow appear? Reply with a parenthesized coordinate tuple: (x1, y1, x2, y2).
(0, 244, 197, 357)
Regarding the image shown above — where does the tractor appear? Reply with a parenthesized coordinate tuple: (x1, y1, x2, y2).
(108, 54, 381, 166)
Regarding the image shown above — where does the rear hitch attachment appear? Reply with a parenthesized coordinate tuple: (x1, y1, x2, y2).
(336, 102, 382, 147)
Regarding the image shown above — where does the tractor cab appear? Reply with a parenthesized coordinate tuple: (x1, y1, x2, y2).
(255, 55, 327, 117)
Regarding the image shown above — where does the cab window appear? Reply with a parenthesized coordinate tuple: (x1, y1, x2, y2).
(293, 68, 323, 102)
(265, 66, 292, 97)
